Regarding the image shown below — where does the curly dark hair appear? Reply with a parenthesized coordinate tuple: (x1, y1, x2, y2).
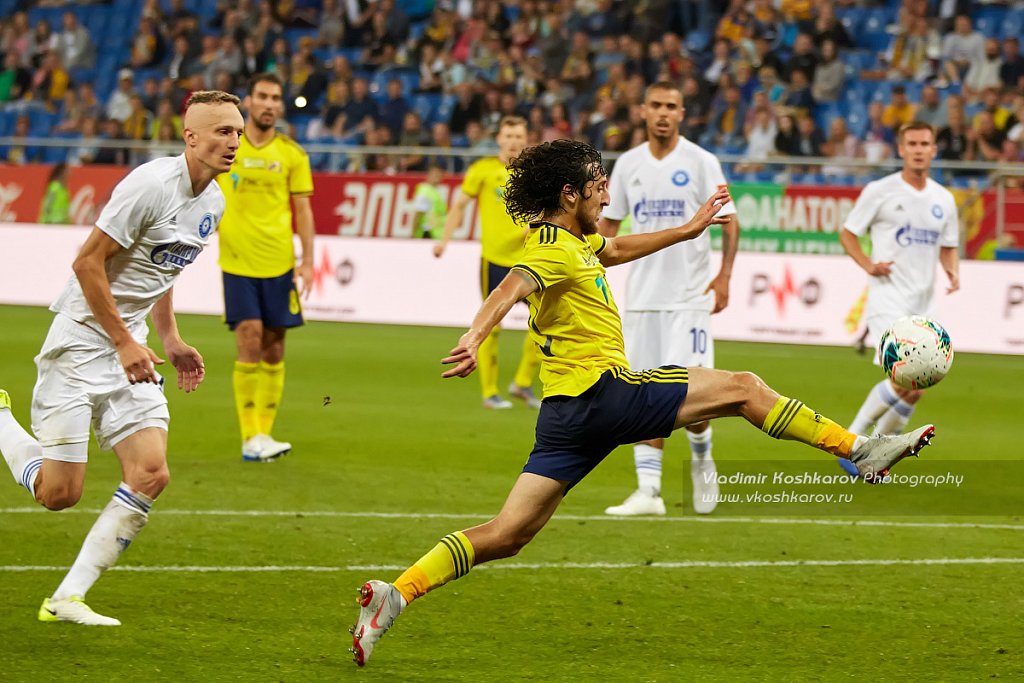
(504, 140, 606, 224)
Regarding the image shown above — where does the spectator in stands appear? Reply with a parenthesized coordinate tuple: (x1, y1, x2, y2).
(1, 115, 39, 164)
(561, 31, 595, 97)
(208, 35, 243, 86)
(149, 97, 182, 140)
(703, 84, 747, 150)
(758, 65, 786, 104)
(584, 94, 621, 149)
(123, 94, 153, 141)
(0, 50, 31, 102)
(65, 115, 98, 166)
(54, 88, 85, 133)
(318, 0, 345, 49)
(166, 35, 194, 83)
(78, 81, 101, 120)
(537, 11, 570, 77)
(429, 121, 461, 172)
(29, 19, 57, 69)
(882, 85, 916, 131)
(804, 3, 851, 49)
(30, 49, 69, 103)
(239, 35, 267, 83)
(884, 14, 940, 83)
(705, 38, 732, 84)
(811, 39, 843, 103)
(971, 110, 1005, 161)
(786, 33, 818, 83)
(397, 111, 430, 172)
(416, 43, 444, 93)
(55, 11, 94, 70)
(794, 113, 824, 157)
(266, 36, 290, 73)
(735, 61, 760, 100)
(91, 118, 128, 165)
(822, 118, 862, 178)
(106, 69, 136, 123)
(716, 0, 751, 46)
(5, 12, 32, 67)
(680, 76, 710, 140)
(780, 0, 814, 23)
(782, 69, 815, 113)
(751, 0, 781, 43)
(542, 102, 572, 141)
(449, 82, 483, 135)
(915, 85, 949, 130)
(38, 161, 71, 224)
(1001, 37, 1024, 92)
(738, 106, 778, 171)
(1008, 102, 1024, 145)
(938, 98, 971, 161)
(752, 35, 784, 75)
(479, 87, 503, 132)
(322, 80, 352, 137)
(362, 8, 400, 70)
(862, 101, 895, 162)
(326, 55, 353, 90)
(344, 77, 379, 133)
(964, 38, 1004, 102)
(941, 14, 984, 85)
(380, 78, 411, 140)
(974, 87, 1012, 131)
(465, 119, 494, 151)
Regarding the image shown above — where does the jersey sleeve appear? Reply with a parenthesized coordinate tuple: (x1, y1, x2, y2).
(288, 146, 314, 197)
(587, 233, 608, 255)
(460, 159, 484, 198)
(95, 168, 162, 247)
(512, 241, 575, 292)
(603, 157, 630, 222)
(701, 152, 737, 217)
(843, 181, 882, 236)
(939, 193, 960, 247)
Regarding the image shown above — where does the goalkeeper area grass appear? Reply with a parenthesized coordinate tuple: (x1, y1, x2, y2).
(0, 304, 1021, 681)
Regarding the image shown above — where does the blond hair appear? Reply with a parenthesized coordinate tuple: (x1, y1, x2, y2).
(185, 90, 241, 108)
(897, 121, 935, 143)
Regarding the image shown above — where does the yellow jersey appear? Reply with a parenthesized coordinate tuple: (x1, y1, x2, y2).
(217, 133, 314, 278)
(461, 156, 525, 267)
(511, 223, 629, 398)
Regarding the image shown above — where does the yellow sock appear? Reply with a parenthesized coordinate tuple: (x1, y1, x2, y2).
(761, 396, 856, 457)
(478, 329, 500, 399)
(255, 360, 285, 436)
(233, 361, 260, 441)
(512, 333, 540, 389)
(393, 531, 476, 604)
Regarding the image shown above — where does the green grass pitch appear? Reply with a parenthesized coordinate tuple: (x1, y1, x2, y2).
(0, 304, 1021, 681)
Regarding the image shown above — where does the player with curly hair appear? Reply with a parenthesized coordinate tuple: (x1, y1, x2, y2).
(347, 139, 936, 667)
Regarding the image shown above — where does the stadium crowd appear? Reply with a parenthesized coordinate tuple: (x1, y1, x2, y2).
(1, 0, 1023, 180)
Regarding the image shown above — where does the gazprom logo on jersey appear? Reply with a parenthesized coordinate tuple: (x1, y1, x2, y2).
(198, 212, 214, 238)
(633, 196, 686, 224)
(895, 223, 940, 247)
(931, 204, 943, 219)
(150, 242, 202, 268)
(671, 170, 690, 186)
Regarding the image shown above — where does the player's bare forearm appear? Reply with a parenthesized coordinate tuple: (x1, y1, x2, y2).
(150, 288, 182, 347)
(600, 188, 732, 267)
(719, 215, 739, 276)
(293, 195, 315, 297)
(73, 228, 134, 347)
(598, 217, 621, 238)
(441, 271, 537, 378)
(940, 246, 960, 293)
(435, 191, 470, 257)
(839, 228, 885, 275)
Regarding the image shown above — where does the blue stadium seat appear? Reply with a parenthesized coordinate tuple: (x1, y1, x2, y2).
(814, 102, 842, 133)
(1003, 10, 1024, 40)
(43, 145, 69, 164)
(835, 8, 863, 40)
(846, 107, 869, 138)
(434, 95, 456, 125)
(411, 93, 442, 124)
(974, 16, 1001, 39)
(684, 30, 711, 54)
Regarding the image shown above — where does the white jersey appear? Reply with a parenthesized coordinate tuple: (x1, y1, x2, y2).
(51, 154, 225, 342)
(844, 172, 959, 319)
(604, 136, 736, 311)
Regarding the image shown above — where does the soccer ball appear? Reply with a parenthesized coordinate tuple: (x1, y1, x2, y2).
(878, 316, 954, 390)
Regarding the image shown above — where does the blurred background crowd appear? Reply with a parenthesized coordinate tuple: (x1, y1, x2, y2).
(1, 0, 1023, 184)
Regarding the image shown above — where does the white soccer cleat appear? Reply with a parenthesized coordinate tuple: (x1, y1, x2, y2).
(691, 455, 719, 515)
(604, 489, 667, 516)
(508, 383, 542, 409)
(38, 596, 121, 626)
(482, 395, 513, 410)
(241, 434, 292, 462)
(0, 389, 11, 411)
(349, 580, 405, 667)
(849, 424, 935, 482)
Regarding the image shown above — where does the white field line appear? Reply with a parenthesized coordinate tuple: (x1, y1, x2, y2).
(2, 507, 1023, 531)
(2, 557, 1024, 573)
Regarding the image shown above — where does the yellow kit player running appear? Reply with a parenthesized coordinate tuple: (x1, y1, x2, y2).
(433, 115, 540, 409)
(218, 72, 315, 462)
(348, 140, 937, 667)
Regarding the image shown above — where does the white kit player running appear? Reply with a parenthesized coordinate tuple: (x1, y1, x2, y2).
(837, 121, 960, 477)
(0, 91, 243, 625)
(601, 81, 739, 516)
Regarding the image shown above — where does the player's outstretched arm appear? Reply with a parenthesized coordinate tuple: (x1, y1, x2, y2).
(74, 227, 165, 385)
(839, 228, 892, 276)
(151, 288, 205, 393)
(705, 213, 739, 313)
(441, 271, 538, 378)
(598, 187, 732, 267)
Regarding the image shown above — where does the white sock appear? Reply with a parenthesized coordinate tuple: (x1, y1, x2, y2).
(634, 444, 663, 496)
(874, 399, 916, 436)
(52, 483, 153, 601)
(0, 407, 43, 497)
(688, 427, 712, 461)
(849, 380, 899, 434)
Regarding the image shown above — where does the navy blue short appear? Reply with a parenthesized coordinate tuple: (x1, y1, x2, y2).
(480, 260, 512, 298)
(523, 366, 689, 489)
(222, 271, 304, 331)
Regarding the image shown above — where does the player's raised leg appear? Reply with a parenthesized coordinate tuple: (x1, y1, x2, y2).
(0, 389, 44, 496)
(350, 472, 565, 666)
(676, 368, 934, 480)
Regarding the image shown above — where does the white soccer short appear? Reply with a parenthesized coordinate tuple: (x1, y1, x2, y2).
(623, 310, 715, 371)
(31, 314, 169, 462)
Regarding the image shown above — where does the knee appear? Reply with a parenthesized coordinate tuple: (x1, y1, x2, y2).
(732, 370, 768, 395)
(128, 464, 170, 498)
(492, 528, 536, 559)
(37, 485, 82, 511)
